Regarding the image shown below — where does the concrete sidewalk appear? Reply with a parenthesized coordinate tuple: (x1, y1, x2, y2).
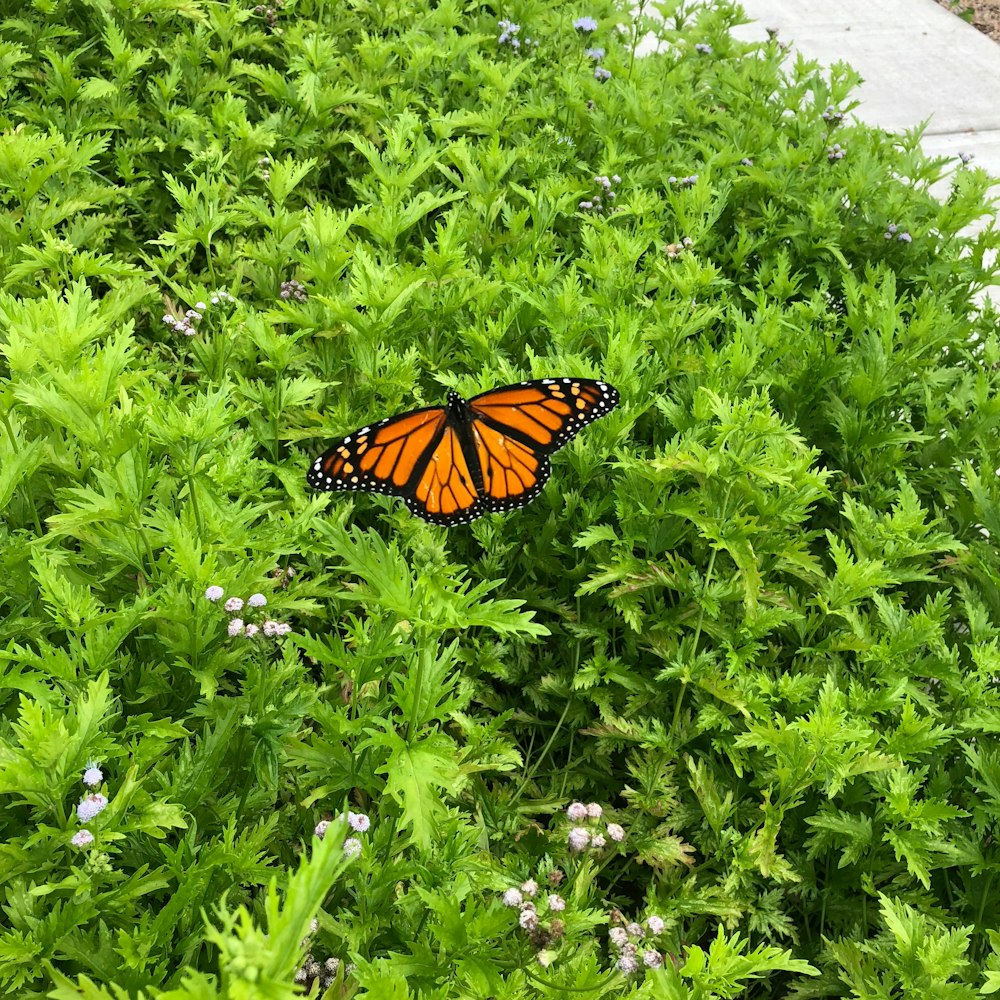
(729, 0, 1000, 187)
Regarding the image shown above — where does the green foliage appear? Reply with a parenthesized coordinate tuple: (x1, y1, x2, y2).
(1, 0, 1000, 996)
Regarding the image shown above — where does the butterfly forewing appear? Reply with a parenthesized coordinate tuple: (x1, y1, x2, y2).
(306, 407, 447, 497)
(469, 378, 619, 455)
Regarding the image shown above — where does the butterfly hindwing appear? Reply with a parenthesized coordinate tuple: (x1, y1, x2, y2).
(406, 423, 485, 525)
(470, 418, 551, 513)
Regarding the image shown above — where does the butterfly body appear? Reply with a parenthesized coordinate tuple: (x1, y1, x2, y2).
(308, 378, 619, 525)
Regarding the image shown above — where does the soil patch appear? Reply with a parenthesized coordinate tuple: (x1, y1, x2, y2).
(936, 0, 1000, 42)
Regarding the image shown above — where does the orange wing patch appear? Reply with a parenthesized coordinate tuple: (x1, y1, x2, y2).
(413, 425, 482, 519)
(473, 421, 544, 503)
(311, 408, 446, 495)
(355, 410, 444, 487)
(470, 386, 572, 447)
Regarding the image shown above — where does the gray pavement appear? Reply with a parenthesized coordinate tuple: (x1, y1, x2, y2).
(638, 2, 1000, 173)
(728, 1, 1000, 223)
(732, 2, 1000, 139)
(635, 0, 1000, 267)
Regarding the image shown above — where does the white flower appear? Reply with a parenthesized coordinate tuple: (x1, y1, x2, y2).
(227, 618, 245, 636)
(347, 811, 370, 832)
(224, 597, 244, 612)
(646, 915, 665, 934)
(616, 953, 638, 973)
(566, 801, 588, 821)
(568, 827, 590, 852)
(82, 762, 103, 787)
(547, 894, 565, 911)
(248, 593, 267, 608)
(643, 949, 664, 968)
(606, 822, 625, 842)
(244, 623, 259, 637)
(314, 820, 330, 839)
(342, 837, 362, 857)
(205, 586, 224, 601)
(71, 829, 94, 847)
(76, 793, 108, 822)
(520, 879, 538, 898)
(609, 927, 629, 949)
(519, 907, 538, 931)
(502, 888, 523, 908)
(585, 802, 603, 819)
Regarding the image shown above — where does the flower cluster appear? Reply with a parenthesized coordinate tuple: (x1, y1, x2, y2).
(163, 291, 235, 337)
(163, 303, 205, 337)
(258, 155, 272, 181)
(295, 921, 354, 991)
(295, 956, 354, 990)
(280, 279, 308, 302)
(694, 42, 713, 55)
(205, 586, 291, 639)
(253, 1, 281, 30)
(827, 142, 846, 161)
(608, 913, 668, 974)
(565, 800, 625, 853)
(822, 104, 845, 125)
(668, 173, 699, 188)
(272, 564, 296, 588)
(883, 222, 912, 243)
(573, 17, 610, 80)
(579, 174, 620, 213)
(740, 157, 754, 166)
(315, 809, 371, 859)
(501, 874, 568, 965)
(959, 151, 975, 164)
(71, 761, 106, 848)
(497, 19, 538, 52)
(664, 236, 694, 259)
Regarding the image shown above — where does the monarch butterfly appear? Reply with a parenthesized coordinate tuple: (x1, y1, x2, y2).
(306, 378, 619, 526)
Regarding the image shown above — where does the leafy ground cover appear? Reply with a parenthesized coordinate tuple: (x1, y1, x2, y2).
(2, 0, 1000, 996)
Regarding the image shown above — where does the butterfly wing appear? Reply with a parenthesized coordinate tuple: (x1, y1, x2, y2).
(307, 406, 446, 499)
(468, 378, 619, 513)
(306, 405, 485, 525)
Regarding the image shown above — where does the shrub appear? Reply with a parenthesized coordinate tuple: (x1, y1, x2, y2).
(1, 0, 999, 997)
